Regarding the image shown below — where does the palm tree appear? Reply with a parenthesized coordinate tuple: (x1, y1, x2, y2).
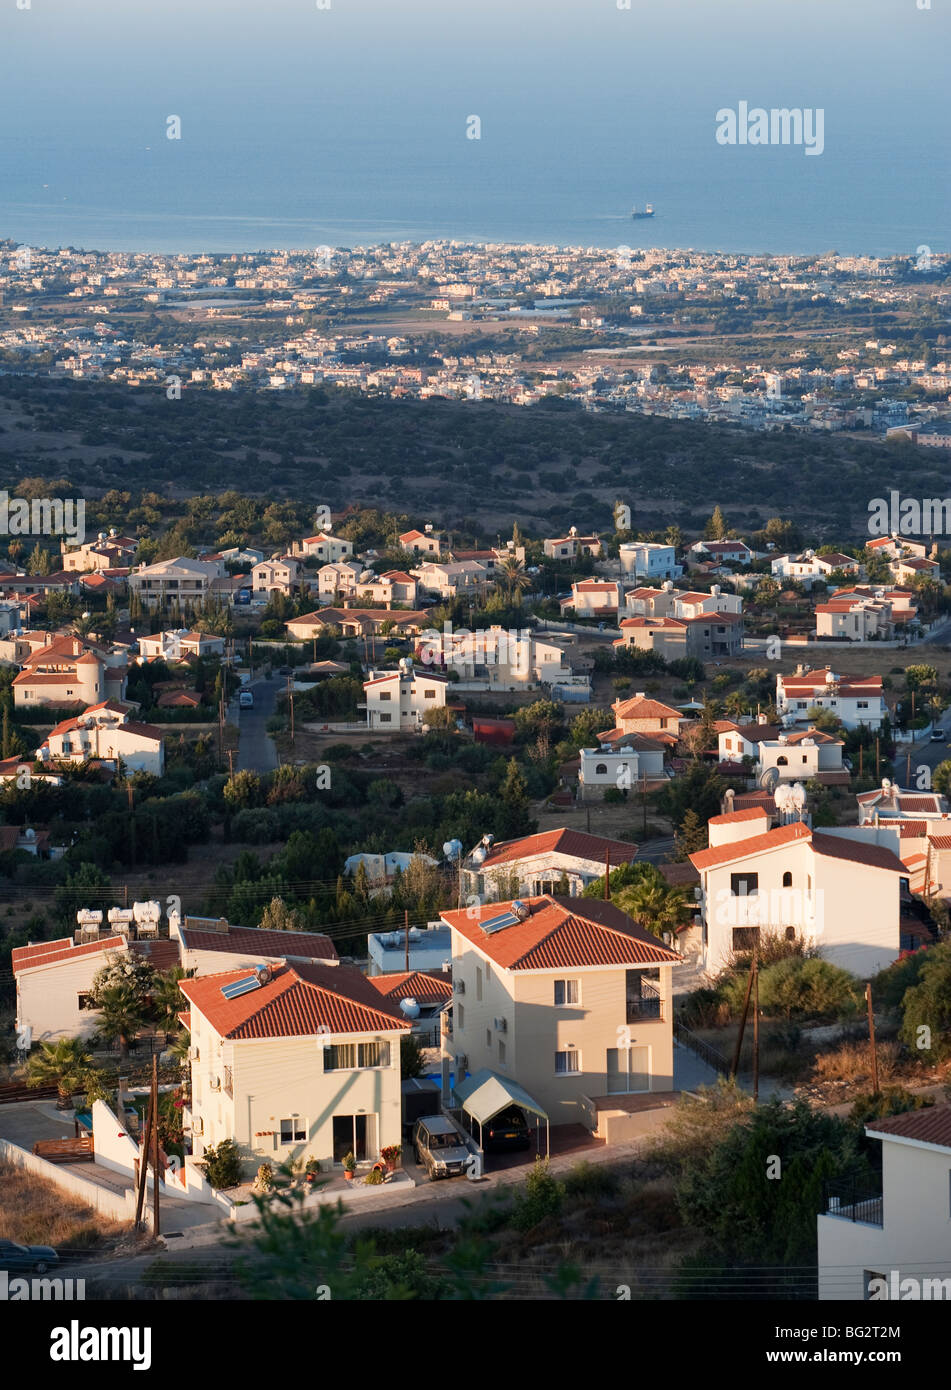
(152, 966, 193, 1042)
(616, 879, 692, 941)
(96, 984, 147, 1060)
(494, 556, 531, 605)
(27, 1037, 94, 1109)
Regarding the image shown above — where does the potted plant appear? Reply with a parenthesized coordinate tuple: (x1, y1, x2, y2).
(255, 1162, 274, 1193)
(342, 1151, 356, 1181)
(304, 1156, 320, 1184)
(381, 1143, 402, 1173)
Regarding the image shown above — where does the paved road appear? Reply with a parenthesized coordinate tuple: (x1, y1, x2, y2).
(235, 674, 283, 773)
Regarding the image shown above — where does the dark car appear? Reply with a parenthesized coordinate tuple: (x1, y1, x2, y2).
(0, 1238, 58, 1274)
(482, 1105, 531, 1152)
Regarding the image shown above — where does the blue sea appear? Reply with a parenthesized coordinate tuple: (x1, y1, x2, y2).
(0, 0, 947, 258)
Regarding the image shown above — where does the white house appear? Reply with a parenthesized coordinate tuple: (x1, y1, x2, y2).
(412, 560, 489, 599)
(578, 739, 667, 798)
(416, 626, 570, 689)
(462, 828, 638, 901)
(618, 543, 682, 581)
(294, 533, 354, 563)
(136, 629, 226, 662)
(316, 560, 363, 601)
(180, 961, 409, 1175)
(543, 531, 603, 560)
(818, 1107, 951, 1301)
(771, 550, 861, 588)
(560, 580, 622, 618)
(169, 913, 338, 975)
(689, 819, 907, 978)
(13, 934, 131, 1043)
(776, 668, 887, 731)
(399, 528, 442, 557)
(39, 701, 165, 775)
(252, 556, 301, 602)
(362, 659, 449, 730)
(12, 636, 128, 710)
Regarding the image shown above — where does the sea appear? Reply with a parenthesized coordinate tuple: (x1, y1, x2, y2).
(0, 0, 948, 260)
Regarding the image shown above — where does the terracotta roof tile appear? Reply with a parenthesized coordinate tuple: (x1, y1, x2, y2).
(180, 962, 409, 1040)
(866, 1105, 951, 1151)
(478, 828, 637, 870)
(441, 895, 681, 970)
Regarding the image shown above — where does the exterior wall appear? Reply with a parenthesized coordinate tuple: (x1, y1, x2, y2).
(758, 742, 821, 780)
(578, 747, 666, 798)
(364, 672, 447, 730)
(189, 1011, 403, 1173)
(818, 1138, 951, 1301)
(616, 625, 687, 660)
(16, 945, 129, 1043)
(450, 930, 674, 1124)
(465, 849, 632, 901)
(708, 813, 770, 847)
(619, 544, 682, 580)
(700, 845, 900, 978)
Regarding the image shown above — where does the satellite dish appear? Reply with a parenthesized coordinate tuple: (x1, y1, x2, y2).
(400, 997, 420, 1018)
(443, 839, 463, 861)
(791, 782, 806, 809)
(759, 767, 780, 791)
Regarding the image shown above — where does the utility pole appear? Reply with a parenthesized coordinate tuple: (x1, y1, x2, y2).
(227, 748, 235, 780)
(151, 1054, 160, 1239)
(404, 909, 410, 972)
(603, 847, 611, 901)
(134, 1076, 155, 1231)
(859, 744, 864, 779)
(866, 982, 880, 1094)
(731, 946, 757, 1078)
(752, 944, 759, 1103)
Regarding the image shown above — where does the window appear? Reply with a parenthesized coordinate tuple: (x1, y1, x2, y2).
(595, 763, 608, 775)
(77, 993, 94, 1011)
(379, 691, 392, 701)
(379, 713, 392, 723)
(730, 872, 758, 897)
(554, 980, 579, 1006)
(280, 1116, 306, 1143)
(857, 701, 869, 710)
(424, 690, 436, 699)
(456, 1003, 464, 1028)
(498, 1040, 506, 1064)
(782, 871, 793, 887)
(776, 755, 788, 766)
(476, 966, 483, 1001)
(324, 1042, 391, 1070)
(486, 1029, 492, 1048)
(555, 1050, 580, 1076)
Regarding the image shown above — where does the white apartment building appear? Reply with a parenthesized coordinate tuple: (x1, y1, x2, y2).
(618, 543, 682, 581)
(776, 668, 887, 731)
(129, 557, 221, 610)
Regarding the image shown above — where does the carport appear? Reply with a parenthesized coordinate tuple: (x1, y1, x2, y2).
(454, 1068, 550, 1161)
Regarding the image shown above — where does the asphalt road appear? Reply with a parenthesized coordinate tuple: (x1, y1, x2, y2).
(234, 674, 283, 773)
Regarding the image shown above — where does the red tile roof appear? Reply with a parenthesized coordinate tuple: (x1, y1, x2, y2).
(12, 934, 126, 974)
(613, 696, 683, 721)
(180, 962, 409, 1040)
(708, 807, 770, 826)
(367, 971, 452, 1006)
(441, 895, 681, 970)
(866, 1105, 951, 1151)
(179, 923, 337, 962)
(690, 821, 810, 870)
(810, 832, 906, 874)
(478, 828, 638, 870)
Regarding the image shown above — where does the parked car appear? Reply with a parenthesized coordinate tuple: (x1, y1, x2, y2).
(238, 690, 254, 709)
(411, 1115, 470, 1179)
(0, 1239, 58, 1274)
(931, 728, 945, 742)
(481, 1105, 532, 1152)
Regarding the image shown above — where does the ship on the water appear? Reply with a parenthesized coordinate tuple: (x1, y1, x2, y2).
(631, 204, 655, 219)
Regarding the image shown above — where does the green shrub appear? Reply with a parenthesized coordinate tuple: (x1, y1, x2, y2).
(201, 1138, 244, 1189)
(756, 957, 859, 1021)
(512, 1159, 566, 1232)
(849, 1087, 935, 1128)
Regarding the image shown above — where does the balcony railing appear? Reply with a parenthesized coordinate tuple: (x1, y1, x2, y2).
(822, 1177, 883, 1227)
(223, 1065, 233, 1099)
(626, 979, 663, 1023)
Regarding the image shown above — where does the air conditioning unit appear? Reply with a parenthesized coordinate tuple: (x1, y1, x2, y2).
(209, 1075, 221, 1091)
(189, 1048, 200, 1062)
(454, 979, 465, 994)
(492, 1017, 507, 1034)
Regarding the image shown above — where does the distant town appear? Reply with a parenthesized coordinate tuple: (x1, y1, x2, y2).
(2, 239, 950, 444)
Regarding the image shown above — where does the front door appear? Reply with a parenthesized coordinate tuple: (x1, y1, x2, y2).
(332, 1114, 370, 1163)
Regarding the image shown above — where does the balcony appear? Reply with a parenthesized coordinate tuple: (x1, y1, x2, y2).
(626, 978, 664, 1023)
(822, 1177, 883, 1227)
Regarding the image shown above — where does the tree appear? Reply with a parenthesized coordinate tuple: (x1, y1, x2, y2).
(899, 941, 951, 1061)
(934, 761, 951, 798)
(904, 664, 938, 690)
(153, 966, 193, 1040)
(95, 984, 148, 1060)
(494, 556, 531, 604)
(500, 757, 529, 809)
(400, 1033, 425, 1079)
(89, 951, 157, 1011)
(615, 873, 691, 940)
(756, 956, 859, 1021)
(704, 506, 728, 541)
(259, 895, 305, 932)
(423, 706, 456, 730)
(674, 807, 707, 859)
(27, 1036, 94, 1109)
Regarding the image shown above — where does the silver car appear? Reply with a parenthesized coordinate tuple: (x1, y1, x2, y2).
(412, 1115, 470, 1179)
